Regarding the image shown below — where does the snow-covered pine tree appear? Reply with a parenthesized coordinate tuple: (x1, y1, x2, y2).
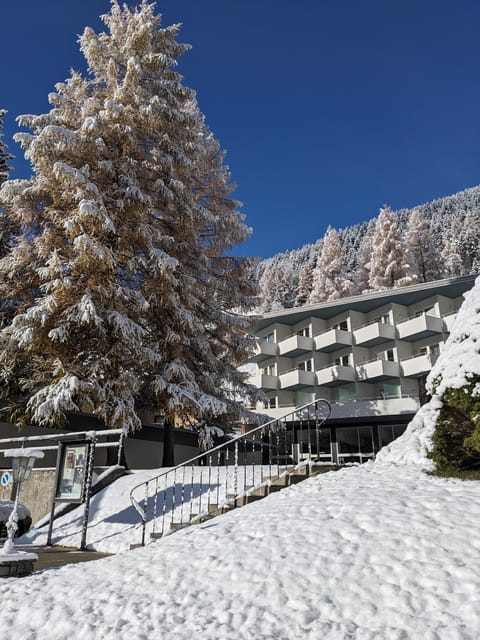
(0, 110, 13, 186)
(295, 258, 315, 306)
(441, 217, 464, 277)
(404, 209, 441, 283)
(459, 209, 480, 274)
(368, 206, 416, 290)
(351, 225, 374, 295)
(309, 226, 352, 303)
(0, 1, 257, 437)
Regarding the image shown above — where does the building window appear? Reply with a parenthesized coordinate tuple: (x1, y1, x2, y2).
(267, 397, 277, 409)
(264, 332, 275, 343)
(386, 349, 395, 362)
(262, 364, 276, 376)
(374, 314, 391, 325)
(298, 359, 313, 372)
(430, 344, 440, 362)
(333, 320, 348, 331)
(414, 306, 437, 319)
(334, 354, 350, 367)
(382, 383, 401, 399)
(296, 327, 310, 337)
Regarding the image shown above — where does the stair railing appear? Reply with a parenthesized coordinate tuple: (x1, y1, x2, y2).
(129, 399, 331, 547)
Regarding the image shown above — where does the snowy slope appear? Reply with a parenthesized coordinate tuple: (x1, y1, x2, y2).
(2, 463, 480, 639)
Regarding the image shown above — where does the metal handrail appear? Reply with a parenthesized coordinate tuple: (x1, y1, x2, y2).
(129, 398, 331, 546)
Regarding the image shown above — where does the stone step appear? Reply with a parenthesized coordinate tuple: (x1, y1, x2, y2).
(149, 532, 164, 540)
(169, 521, 190, 532)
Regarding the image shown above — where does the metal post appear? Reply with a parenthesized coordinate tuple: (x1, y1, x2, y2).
(80, 435, 96, 551)
(47, 444, 64, 547)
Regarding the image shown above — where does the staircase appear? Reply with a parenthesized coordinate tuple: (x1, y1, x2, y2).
(129, 399, 332, 548)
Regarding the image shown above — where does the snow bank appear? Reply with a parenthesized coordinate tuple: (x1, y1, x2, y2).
(2, 464, 480, 639)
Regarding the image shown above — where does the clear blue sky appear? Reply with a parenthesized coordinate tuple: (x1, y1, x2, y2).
(1, 0, 480, 258)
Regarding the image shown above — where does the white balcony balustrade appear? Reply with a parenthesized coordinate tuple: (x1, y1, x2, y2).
(278, 368, 316, 390)
(314, 328, 352, 352)
(250, 339, 278, 362)
(396, 313, 443, 341)
(254, 373, 279, 389)
(316, 364, 356, 387)
(278, 333, 314, 357)
(353, 320, 396, 346)
(443, 313, 457, 333)
(356, 358, 400, 382)
(401, 353, 433, 378)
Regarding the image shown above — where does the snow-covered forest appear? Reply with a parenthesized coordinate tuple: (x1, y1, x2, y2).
(256, 187, 480, 312)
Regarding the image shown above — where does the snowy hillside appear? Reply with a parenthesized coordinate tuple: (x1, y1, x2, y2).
(256, 185, 480, 311)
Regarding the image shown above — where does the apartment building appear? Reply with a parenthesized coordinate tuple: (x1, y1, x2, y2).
(248, 274, 476, 463)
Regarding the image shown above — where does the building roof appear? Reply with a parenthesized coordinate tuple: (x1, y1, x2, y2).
(252, 274, 477, 332)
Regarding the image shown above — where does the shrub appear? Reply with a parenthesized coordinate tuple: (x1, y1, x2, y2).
(429, 374, 480, 471)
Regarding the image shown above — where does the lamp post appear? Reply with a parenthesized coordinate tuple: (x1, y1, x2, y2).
(2, 448, 44, 554)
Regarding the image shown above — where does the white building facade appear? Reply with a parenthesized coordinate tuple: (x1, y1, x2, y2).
(248, 275, 476, 464)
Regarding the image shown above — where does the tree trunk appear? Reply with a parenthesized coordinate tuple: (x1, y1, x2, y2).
(162, 417, 175, 467)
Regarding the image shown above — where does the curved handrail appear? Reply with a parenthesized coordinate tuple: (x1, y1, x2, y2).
(129, 398, 331, 546)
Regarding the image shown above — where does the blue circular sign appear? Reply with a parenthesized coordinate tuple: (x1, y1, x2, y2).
(1, 471, 11, 487)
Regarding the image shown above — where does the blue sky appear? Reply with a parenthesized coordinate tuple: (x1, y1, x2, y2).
(1, 0, 480, 258)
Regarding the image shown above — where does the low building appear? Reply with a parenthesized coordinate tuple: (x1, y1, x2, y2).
(247, 274, 476, 464)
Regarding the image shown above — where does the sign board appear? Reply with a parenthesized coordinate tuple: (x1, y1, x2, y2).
(55, 441, 90, 503)
(0, 471, 10, 487)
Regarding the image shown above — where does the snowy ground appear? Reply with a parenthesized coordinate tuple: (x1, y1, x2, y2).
(1, 461, 479, 639)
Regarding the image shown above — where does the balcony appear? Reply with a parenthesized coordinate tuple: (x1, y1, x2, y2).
(396, 314, 443, 341)
(401, 353, 434, 378)
(353, 321, 396, 347)
(255, 373, 279, 390)
(278, 334, 314, 357)
(314, 328, 352, 352)
(316, 364, 355, 387)
(443, 313, 457, 333)
(250, 339, 278, 363)
(329, 395, 420, 419)
(356, 358, 400, 382)
(279, 368, 316, 390)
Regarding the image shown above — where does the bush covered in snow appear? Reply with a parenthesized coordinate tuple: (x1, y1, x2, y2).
(429, 375, 480, 472)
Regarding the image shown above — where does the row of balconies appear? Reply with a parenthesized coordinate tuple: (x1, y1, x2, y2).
(256, 351, 437, 391)
(252, 313, 448, 362)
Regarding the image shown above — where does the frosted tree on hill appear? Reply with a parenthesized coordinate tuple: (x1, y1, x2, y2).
(405, 209, 441, 283)
(368, 206, 415, 290)
(352, 231, 373, 295)
(441, 217, 464, 277)
(295, 258, 315, 306)
(0, 1, 257, 443)
(459, 209, 480, 273)
(309, 226, 352, 303)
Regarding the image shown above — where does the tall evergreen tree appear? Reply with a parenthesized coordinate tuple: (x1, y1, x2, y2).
(368, 206, 416, 290)
(0, 110, 13, 186)
(309, 226, 352, 303)
(459, 209, 480, 273)
(441, 217, 464, 277)
(0, 1, 257, 435)
(405, 209, 441, 283)
(295, 258, 315, 306)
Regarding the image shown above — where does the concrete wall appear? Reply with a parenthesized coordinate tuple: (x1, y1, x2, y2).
(0, 469, 56, 524)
